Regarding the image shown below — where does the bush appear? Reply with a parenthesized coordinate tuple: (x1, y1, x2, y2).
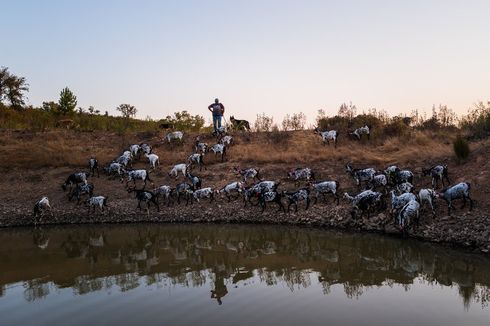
(268, 125, 290, 146)
(453, 135, 470, 161)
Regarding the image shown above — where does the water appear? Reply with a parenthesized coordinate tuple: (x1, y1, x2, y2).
(1, 224, 489, 325)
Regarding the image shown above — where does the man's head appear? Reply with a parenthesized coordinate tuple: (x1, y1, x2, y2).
(215, 98, 219, 103)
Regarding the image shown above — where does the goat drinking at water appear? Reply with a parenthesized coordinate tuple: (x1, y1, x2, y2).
(396, 200, 420, 232)
(33, 197, 53, 221)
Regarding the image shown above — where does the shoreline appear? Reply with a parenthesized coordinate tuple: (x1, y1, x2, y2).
(2, 205, 489, 255)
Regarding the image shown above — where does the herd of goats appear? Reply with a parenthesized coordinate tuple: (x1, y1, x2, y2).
(32, 124, 474, 233)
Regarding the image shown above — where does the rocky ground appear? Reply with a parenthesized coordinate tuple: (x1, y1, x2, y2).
(1, 130, 489, 254)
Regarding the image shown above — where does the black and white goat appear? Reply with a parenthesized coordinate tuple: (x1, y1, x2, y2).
(396, 200, 420, 232)
(62, 172, 88, 193)
(243, 181, 279, 207)
(418, 188, 437, 216)
(422, 165, 450, 189)
(233, 166, 262, 183)
(174, 182, 193, 204)
(140, 143, 152, 155)
(194, 136, 209, 153)
(190, 187, 215, 204)
(116, 152, 132, 169)
(128, 188, 160, 213)
(344, 190, 385, 219)
(351, 125, 370, 140)
(288, 167, 315, 186)
(210, 144, 226, 162)
(371, 173, 388, 193)
(125, 169, 153, 188)
(86, 196, 109, 215)
(153, 185, 174, 206)
(390, 190, 417, 214)
(396, 182, 415, 194)
(345, 163, 376, 188)
(105, 162, 124, 180)
(169, 163, 189, 179)
(283, 188, 310, 212)
(314, 128, 339, 147)
(88, 158, 99, 177)
(69, 183, 95, 204)
(145, 153, 160, 170)
(166, 131, 184, 144)
(220, 135, 233, 146)
(438, 182, 473, 215)
(130, 144, 142, 160)
(33, 197, 53, 221)
(187, 153, 206, 171)
(217, 181, 244, 202)
(310, 180, 340, 205)
(258, 189, 285, 213)
(186, 171, 202, 190)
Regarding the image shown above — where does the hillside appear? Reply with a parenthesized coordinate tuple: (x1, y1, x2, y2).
(0, 128, 489, 253)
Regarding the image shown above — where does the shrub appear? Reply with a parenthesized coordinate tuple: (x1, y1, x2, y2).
(453, 135, 470, 161)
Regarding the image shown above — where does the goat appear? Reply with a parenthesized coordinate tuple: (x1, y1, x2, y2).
(230, 116, 251, 131)
(217, 181, 244, 202)
(195, 140, 209, 154)
(140, 143, 152, 155)
(310, 181, 340, 205)
(394, 169, 414, 185)
(190, 187, 215, 204)
(128, 188, 160, 213)
(69, 183, 95, 204)
(130, 144, 142, 160)
(145, 153, 160, 170)
(166, 131, 184, 144)
(438, 182, 473, 215)
(125, 169, 153, 188)
(186, 171, 202, 190)
(220, 135, 233, 146)
(287, 167, 315, 186)
(390, 190, 417, 214)
(283, 188, 310, 212)
(258, 189, 285, 213)
(371, 173, 388, 192)
(105, 162, 124, 180)
(210, 144, 226, 162)
(345, 163, 375, 188)
(233, 166, 262, 183)
(62, 172, 88, 193)
(243, 181, 279, 207)
(153, 185, 174, 206)
(86, 196, 109, 215)
(344, 190, 385, 219)
(351, 125, 370, 140)
(116, 152, 132, 169)
(422, 165, 450, 189)
(88, 158, 99, 177)
(418, 188, 437, 216)
(396, 182, 415, 194)
(314, 127, 339, 147)
(396, 200, 420, 232)
(33, 197, 53, 221)
(175, 182, 193, 204)
(187, 153, 206, 171)
(169, 163, 189, 179)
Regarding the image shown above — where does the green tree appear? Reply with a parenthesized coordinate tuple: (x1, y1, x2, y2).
(0, 67, 29, 108)
(58, 87, 77, 114)
(116, 103, 137, 118)
(41, 101, 59, 113)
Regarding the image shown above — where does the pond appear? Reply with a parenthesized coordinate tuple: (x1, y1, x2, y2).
(1, 224, 490, 325)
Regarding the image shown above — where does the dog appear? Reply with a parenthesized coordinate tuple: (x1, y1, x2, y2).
(230, 116, 251, 131)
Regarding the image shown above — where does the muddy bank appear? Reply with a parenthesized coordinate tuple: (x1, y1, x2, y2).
(2, 198, 489, 255)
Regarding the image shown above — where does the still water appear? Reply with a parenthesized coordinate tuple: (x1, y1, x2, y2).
(1, 224, 490, 325)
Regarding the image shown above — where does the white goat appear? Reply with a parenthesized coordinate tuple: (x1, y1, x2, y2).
(33, 197, 53, 220)
(145, 153, 160, 169)
(169, 163, 188, 179)
(166, 131, 184, 143)
(418, 188, 437, 216)
(86, 196, 108, 214)
(397, 200, 420, 231)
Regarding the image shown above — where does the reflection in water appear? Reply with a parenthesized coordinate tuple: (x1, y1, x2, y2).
(1, 224, 490, 310)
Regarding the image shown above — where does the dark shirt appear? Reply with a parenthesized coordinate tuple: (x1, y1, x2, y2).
(208, 103, 225, 116)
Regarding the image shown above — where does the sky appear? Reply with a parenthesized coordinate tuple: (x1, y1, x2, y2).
(2, 0, 490, 124)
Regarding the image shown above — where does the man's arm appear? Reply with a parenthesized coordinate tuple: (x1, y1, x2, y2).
(208, 104, 213, 112)
(220, 104, 225, 114)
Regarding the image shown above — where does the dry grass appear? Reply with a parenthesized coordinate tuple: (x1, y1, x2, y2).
(0, 129, 455, 170)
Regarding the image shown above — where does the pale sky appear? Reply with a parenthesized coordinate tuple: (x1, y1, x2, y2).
(2, 0, 490, 123)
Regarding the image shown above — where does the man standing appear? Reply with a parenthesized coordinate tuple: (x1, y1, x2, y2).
(208, 98, 225, 133)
